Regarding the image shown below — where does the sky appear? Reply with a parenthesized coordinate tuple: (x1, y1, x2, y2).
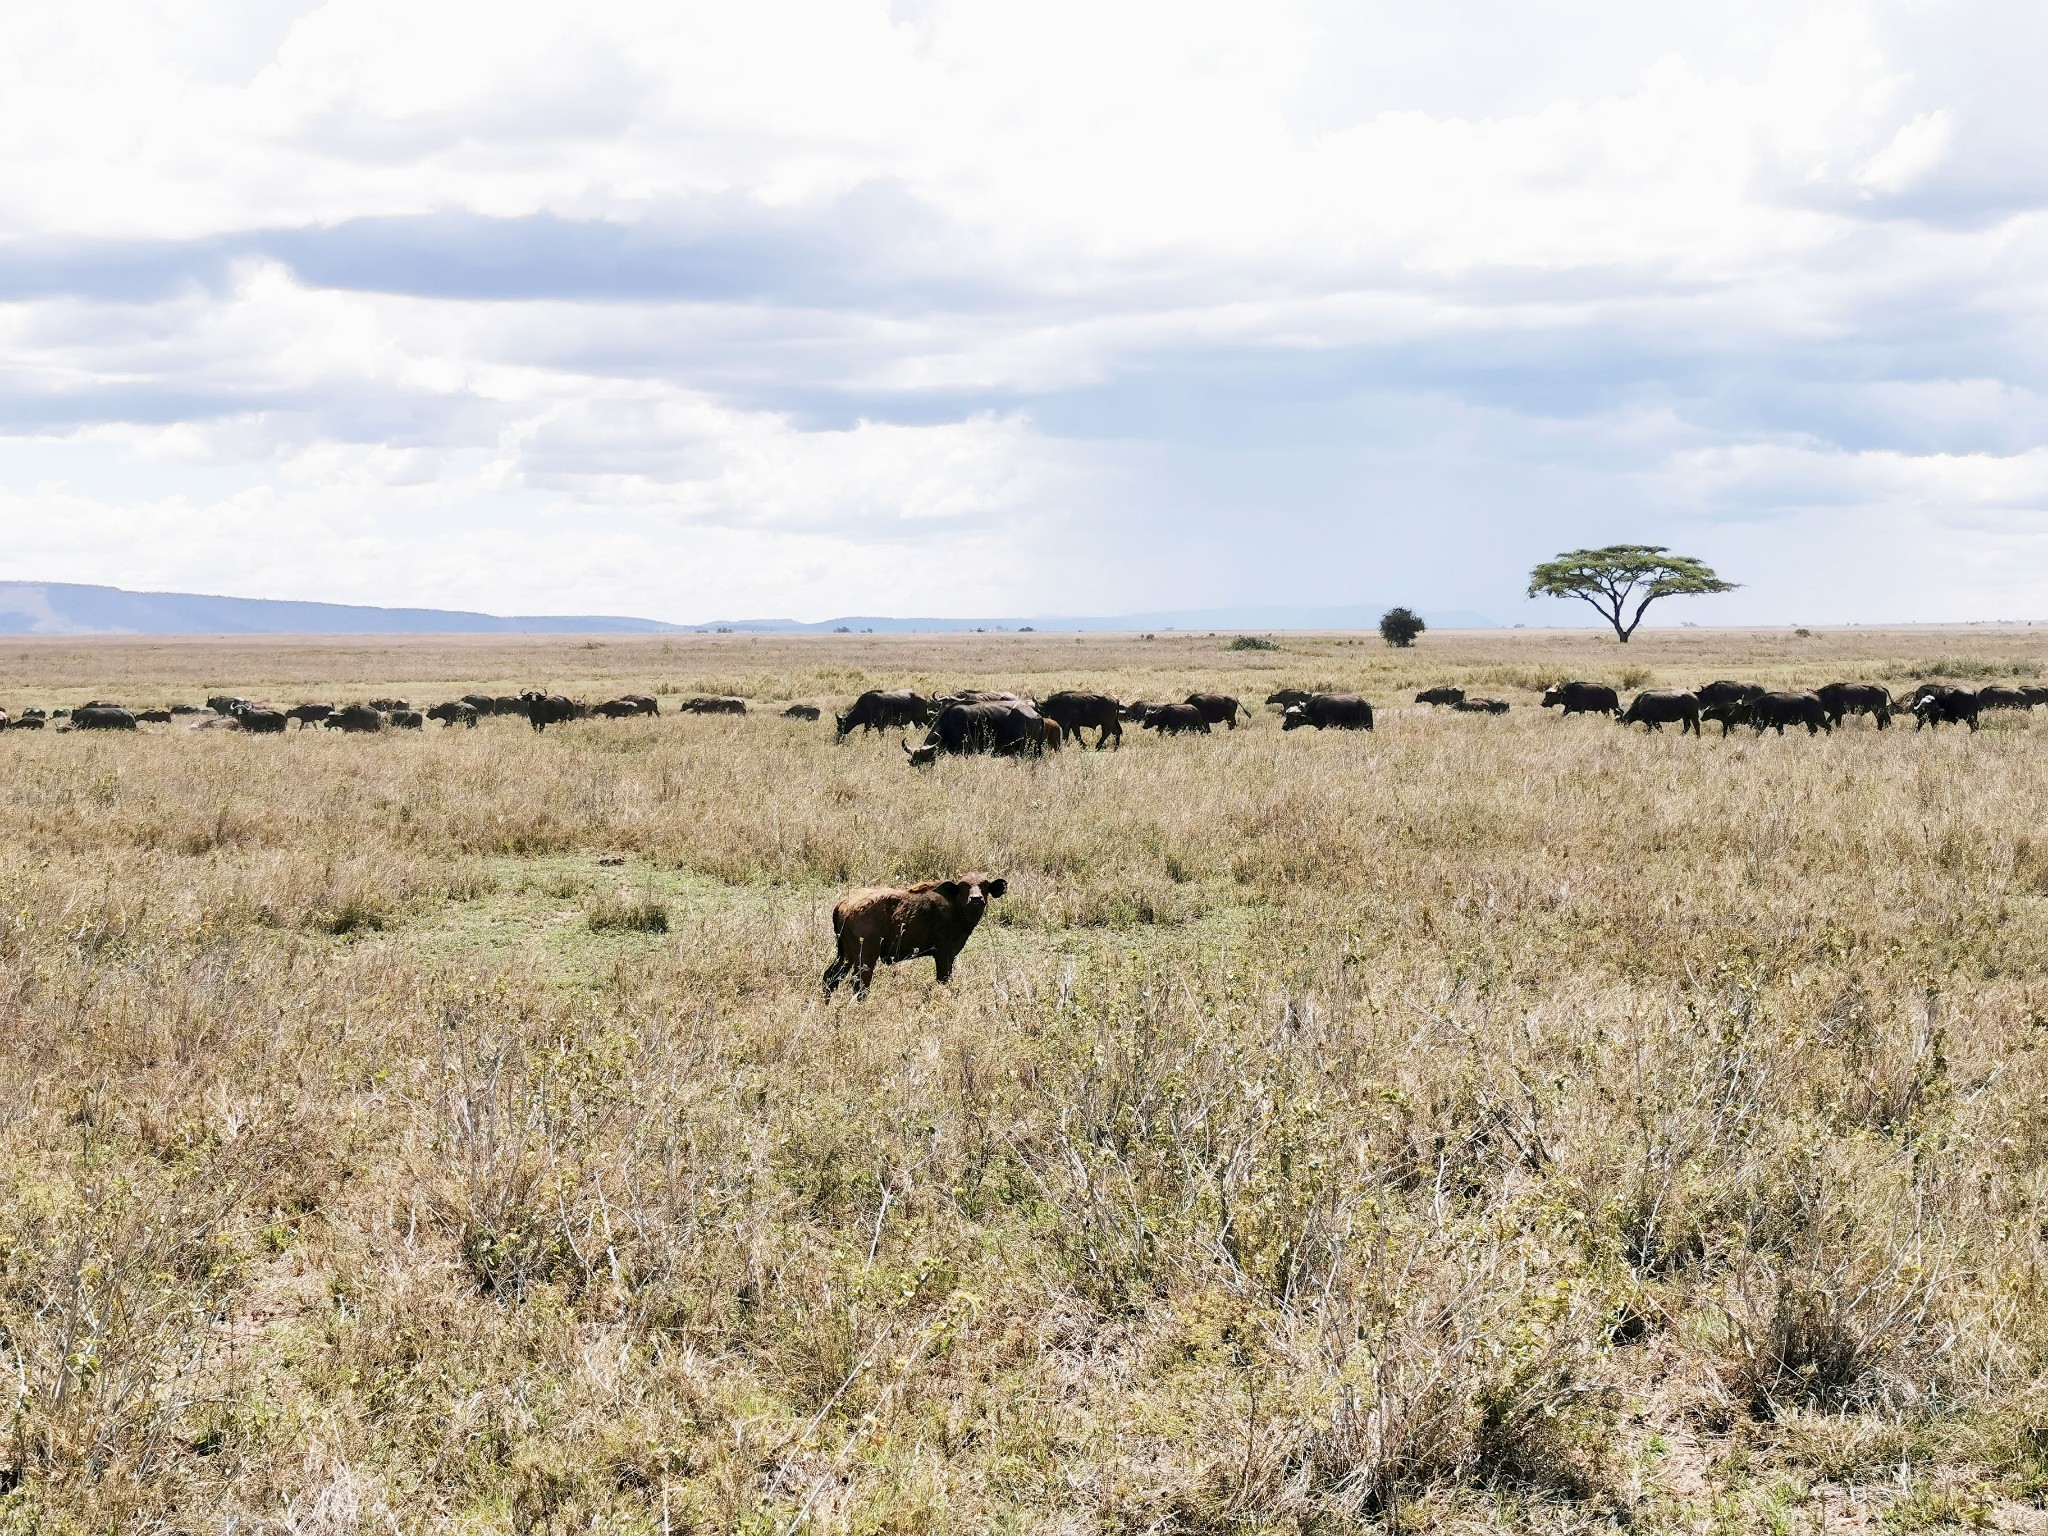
(1, 0, 2045, 626)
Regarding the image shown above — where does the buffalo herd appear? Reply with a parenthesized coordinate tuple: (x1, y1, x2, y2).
(6, 678, 2042, 759)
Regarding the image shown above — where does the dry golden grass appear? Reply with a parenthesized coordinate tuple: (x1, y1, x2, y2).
(3, 625, 2048, 1532)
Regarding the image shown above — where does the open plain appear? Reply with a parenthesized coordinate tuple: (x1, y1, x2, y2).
(4, 626, 2048, 1532)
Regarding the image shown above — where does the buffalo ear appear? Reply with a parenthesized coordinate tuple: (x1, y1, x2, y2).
(936, 881, 968, 904)
(985, 877, 1008, 898)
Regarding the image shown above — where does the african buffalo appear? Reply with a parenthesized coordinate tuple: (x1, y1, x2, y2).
(1186, 693, 1244, 729)
(593, 698, 647, 719)
(522, 692, 577, 732)
(1265, 689, 1312, 710)
(782, 704, 822, 721)
(1914, 687, 1980, 730)
(325, 704, 386, 733)
(136, 709, 173, 724)
(1749, 692, 1831, 735)
(1038, 690, 1124, 749)
(681, 696, 744, 714)
(1122, 699, 1168, 721)
(1542, 681, 1622, 718)
(1979, 685, 2029, 712)
(492, 695, 524, 716)
(905, 701, 1046, 766)
(286, 703, 335, 727)
(2023, 686, 2048, 708)
(389, 710, 425, 730)
(1701, 700, 1753, 735)
(1453, 697, 1509, 715)
(1415, 686, 1465, 706)
(1281, 694, 1374, 731)
(1140, 703, 1211, 736)
(206, 695, 247, 715)
(427, 701, 480, 728)
(837, 690, 932, 740)
(822, 873, 1008, 998)
(11, 711, 44, 730)
(234, 707, 289, 734)
(366, 698, 410, 713)
(1816, 682, 1892, 729)
(72, 706, 138, 731)
(460, 693, 499, 716)
(1696, 680, 1763, 710)
(1620, 690, 1701, 734)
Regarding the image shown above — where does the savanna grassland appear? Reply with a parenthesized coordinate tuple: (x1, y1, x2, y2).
(6, 625, 2048, 1534)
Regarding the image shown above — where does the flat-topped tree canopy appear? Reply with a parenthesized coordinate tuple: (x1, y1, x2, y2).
(1527, 545, 1737, 643)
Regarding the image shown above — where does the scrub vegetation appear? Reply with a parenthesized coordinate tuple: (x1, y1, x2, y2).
(3, 625, 2048, 1532)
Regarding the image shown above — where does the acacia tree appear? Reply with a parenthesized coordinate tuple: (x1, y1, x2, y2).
(1526, 545, 1735, 643)
(1379, 606, 1426, 647)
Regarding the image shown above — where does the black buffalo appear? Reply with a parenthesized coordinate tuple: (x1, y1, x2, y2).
(837, 690, 932, 740)
(1185, 693, 1244, 729)
(234, 706, 289, 734)
(1415, 686, 1465, 706)
(1816, 682, 1893, 728)
(1701, 700, 1753, 735)
(522, 692, 577, 732)
(1620, 690, 1700, 734)
(72, 706, 137, 731)
(286, 703, 334, 727)
(1914, 686, 1980, 730)
(1541, 681, 1621, 717)
(428, 701, 479, 728)
(680, 696, 744, 714)
(1140, 703, 1211, 736)
(1281, 694, 1374, 731)
(1979, 685, 2029, 712)
(1750, 692, 1831, 735)
(325, 705, 385, 733)
(905, 702, 1046, 766)
(1696, 680, 1764, 709)
(2023, 686, 2048, 708)
(388, 710, 425, 729)
(593, 698, 649, 719)
(1038, 690, 1124, 749)
(782, 704, 822, 721)
(1265, 689, 1312, 710)
(1452, 697, 1508, 715)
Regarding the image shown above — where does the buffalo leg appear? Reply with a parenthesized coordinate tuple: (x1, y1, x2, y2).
(933, 947, 960, 984)
(822, 956, 848, 997)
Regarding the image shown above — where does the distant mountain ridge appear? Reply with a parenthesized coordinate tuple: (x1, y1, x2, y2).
(0, 581, 1496, 636)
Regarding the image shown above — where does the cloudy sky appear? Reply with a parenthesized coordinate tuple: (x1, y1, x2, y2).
(2, 0, 2044, 625)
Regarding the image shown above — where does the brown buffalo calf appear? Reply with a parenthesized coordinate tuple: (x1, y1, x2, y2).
(823, 873, 1008, 998)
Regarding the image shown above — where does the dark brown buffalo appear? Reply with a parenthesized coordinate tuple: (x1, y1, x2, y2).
(1979, 685, 2029, 711)
(1541, 681, 1621, 717)
(1265, 689, 1312, 710)
(427, 701, 480, 728)
(206, 694, 247, 715)
(325, 704, 386, 733)
(1914, 686, 1980, 730)
(1453, 697, 1508, 715)
(1038, 690, 1124, 749)
(1749, 692, 1831, 735)
(1696, 680, 1763, 709)
(388, 710, 425, 729)
(365, 698, 410, 713)
(170, 705, 201, 715)
(2023, 685, 2048, 708)
(72, 706, 138, 730)
(460, 693, 499, 715)
(493, 695, 524, 716)
(136, 709, 173, 724)
(1122, 699, 1168, 721)
(837, 690, 931, 739)
(1701, 700, 1753, 735)
(286, 703, 334, 727)
(234, 707, 289, 733)
(1185, 693, 1244, 729)
(1816, 682, 1892, 728)
(1415, 685, 1465, 706)
(681, 696, 744, 714)
(822, 873, 1008, 998)
(1620, 690, 1700, 734)
(782, 704, 822, 721)
(905, 701, 1046, 766)
(1281, 694, 1373, 731)
(1141, 703, 1210, 736)
(593, 698, 647, 718)
(11, 711, 45, 730)
(522, 692, 576, 732)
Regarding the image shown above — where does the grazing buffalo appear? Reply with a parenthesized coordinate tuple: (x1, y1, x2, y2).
(388, 710, 425, 730)
(1185, 693, 1244, 729)
(1453, 697, 1509, 715)
(1415, 686, 1465, 706)
(1542, 681, 1622, 718)
(837, 690, 932, 740)
(286, 703, 335, 728)
(2022, 685, 2048, 708)
(427, 701, 480, 728)
(782, 704, 822, 721)
(1038, 690, 1124, 749)
(1914, 687, 1980, 731)
(681, 696, 744, 714)
(1696, 680, 1763, 710)
(905, 702, 1047, 766)
(1140, 703, 1212, 736)
(325, 704, 386, 733)
(1816, 682, 1893, 729)
(1620, 690, 1701, 735)
(822, 873, 1008, 998)
(72, 706, 138, 731)
(1701, 700, 1753, 735)
(1281, 693, 1374, 731)
(522, 692, 577, 732)
(1750, 692, 1831, 735)
(1978, 685, 2030, 712)
(1265, 689, 1312, 710)
(234, 707, 289, 734)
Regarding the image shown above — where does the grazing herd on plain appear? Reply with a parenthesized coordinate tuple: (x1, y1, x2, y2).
(0, 675, 2035, 749)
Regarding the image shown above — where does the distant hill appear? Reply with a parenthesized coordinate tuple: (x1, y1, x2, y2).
(0, 581, 1496, 636)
